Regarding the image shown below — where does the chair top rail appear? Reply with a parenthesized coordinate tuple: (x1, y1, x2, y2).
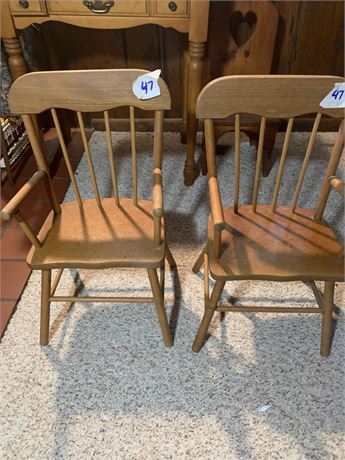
(196, 75, 345, 119)
(9, 69, 171, 114)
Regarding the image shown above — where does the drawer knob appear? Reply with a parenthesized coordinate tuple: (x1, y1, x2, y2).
(168, 1, 177, 12)
(18, 0, 29, 8)
(83, 0, 115, 14)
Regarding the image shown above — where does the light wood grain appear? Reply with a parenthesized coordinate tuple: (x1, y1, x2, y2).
(22, 114, 61, 215)
(208, 177, 224, 231)
(196, 75, 345, 119)
(40, 270, 51, 346)
(147, 268, 173, 347)
(47, 0, 147, 15)
(153, 168, 163, 217)
(51, 108, 82, 208)
(9, 69, 171, 114)
(271, 117, 294, 212)
(291, 113, 322, 212)
(234, 113, 241, 213)
(104, 110, 120, 205)
(130, 106, 138, 205)
(14, 210, 42, 249)
(320, 281, 335, 356)
(77, 111, 101, 207)
(252, 116, 266, 211)
(192, 280, 225, 352)
(5, 67, 175, 347)
(329, 176, 345, 198)
(1, 170, 45, 220)
(193, 74, 344, 355)
(27, 198, 165, 270)
(315, 120, 345, 220)
(16, 15, 189, 34)
(8, 0, 46, 15)
(208, 205, 344, 282)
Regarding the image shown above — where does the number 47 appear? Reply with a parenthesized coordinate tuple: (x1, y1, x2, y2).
(141, 80, 154, 94)
(332, 89, 344, 100)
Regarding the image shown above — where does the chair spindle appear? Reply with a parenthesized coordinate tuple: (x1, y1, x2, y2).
(252, 117, 267, 212)
(51, 109, 82, 208)
(234, 113, 241, 213)
(204, 119, 217, 177)
(21, 114, 61, 215)
(104, 110, 120, 205)
(77, 111, 101, 207)
(154, 216, 161, 245)
(130, 106, 138, 205)
(291, 113, 322, 212)
(153, 111, 164, 169)
(315, 119, 345, 220)
(14, 210, 42, 248)
(271, 117, 294, 212)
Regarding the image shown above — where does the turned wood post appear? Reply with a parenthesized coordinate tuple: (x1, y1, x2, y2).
(3, 37, 28, 80)
(184, 41, 206, 185)
(183, 0, 210, 186)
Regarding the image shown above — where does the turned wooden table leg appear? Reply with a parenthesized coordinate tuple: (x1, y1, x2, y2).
(184, 41, 205, 186)
(3, 36, 28, 80)
(180, 47, 189, 145)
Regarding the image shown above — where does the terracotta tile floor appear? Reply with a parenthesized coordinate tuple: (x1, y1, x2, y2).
(0, 129, 85, 338)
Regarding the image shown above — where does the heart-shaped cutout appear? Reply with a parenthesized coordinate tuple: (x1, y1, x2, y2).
(229, 10, 257, 48)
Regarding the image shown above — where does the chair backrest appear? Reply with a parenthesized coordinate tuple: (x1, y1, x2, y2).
(9, 69, 171, 210)
(196, 75, 344, 220)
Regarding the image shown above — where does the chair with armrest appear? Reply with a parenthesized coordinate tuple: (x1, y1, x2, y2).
(1, 69, 176, 347)
(192, 75, 344, 356)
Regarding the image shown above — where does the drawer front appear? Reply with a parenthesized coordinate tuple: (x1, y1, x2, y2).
(154, 0, 188, 17)
(8, 0, 47, 15)
(47, 0, 148, 15)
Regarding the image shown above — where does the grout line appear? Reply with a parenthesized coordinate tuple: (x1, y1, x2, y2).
(0, 259, 29, 262)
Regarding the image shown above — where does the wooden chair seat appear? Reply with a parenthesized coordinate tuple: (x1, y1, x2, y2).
(208, 205, 344, 281)
(28, 198, 165, 270)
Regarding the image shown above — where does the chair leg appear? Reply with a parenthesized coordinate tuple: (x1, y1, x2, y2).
(165, 245, 176, 269)
(192, 280, 225, 352)
(40, 270, 51, 346)
(192, 243, 208, 273)
(204, 251, 209, 313)
(147, 268, 173, 347)
(320, 281, 335, 357)
(160, 262, 165, 302)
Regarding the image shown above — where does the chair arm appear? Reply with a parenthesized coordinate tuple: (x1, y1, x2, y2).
(209, 177, 225, 230)
(1, 170, 46, 221)
(153, 168, 163, 217)
(329, 176, 345, 198)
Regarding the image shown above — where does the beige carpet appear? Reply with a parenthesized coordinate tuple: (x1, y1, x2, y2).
(1, 131, 344, 459)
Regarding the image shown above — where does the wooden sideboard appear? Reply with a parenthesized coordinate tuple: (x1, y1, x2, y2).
(1, 0, 210, 185)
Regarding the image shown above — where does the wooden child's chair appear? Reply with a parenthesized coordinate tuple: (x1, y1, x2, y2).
(1, 69, 176, 347)
(192, 75, 344, 356)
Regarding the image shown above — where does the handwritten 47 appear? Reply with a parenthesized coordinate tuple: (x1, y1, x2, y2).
(332, 89, 344, 100)
(141, 80, 154, 94)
